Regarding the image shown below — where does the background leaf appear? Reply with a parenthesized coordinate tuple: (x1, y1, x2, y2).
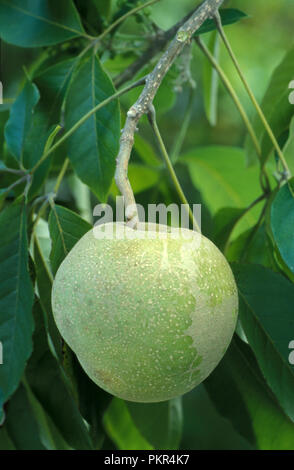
(65, 51, 120, 201)
(4, 81, 40, 163)
(204, 336, 294, 449)
(26, 302, 93, 450)
(270, 179, 294, 274)
(233, 263, 294, 423)
(0, 0, 85, 47)
(127, 397, 182, 450)
(0, 203, 34, 404)
(48, 204, 91, 275)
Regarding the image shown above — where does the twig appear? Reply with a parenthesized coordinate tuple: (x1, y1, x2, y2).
(114, 9, 205, 88)
(114, 0, 225, 227)
(97, 0, 161, 43)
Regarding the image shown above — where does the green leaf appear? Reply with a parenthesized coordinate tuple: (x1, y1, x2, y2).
(24, 58, 80, 198)
(5, 384, 47, 450)
(48, 204, 91, 275)
(65, 51, 120, 201)
(203, 32, 219, 126)
(110, 164, 159, 196)
(134, 134, 161, 168)
(233, 263, 294, 423)
(180, 146, 261, 235)
(227, 224, 276, 269)
(103, 398, 153, 450)
(245, 47, 294, 166)
(204, 336, 294, 449)
(0, 203, 34, 403)
(127, 397, 182, 450)
(4, 81, 40, 163)
(0, 0, 85, 47)
(181, 385, 251, 450)
(26, 302, 93, 450)
(73, 357, 112, 449)
(195, 9, 248, 36)
(270, 179, 294, 274)
(212, 207, 247, 252)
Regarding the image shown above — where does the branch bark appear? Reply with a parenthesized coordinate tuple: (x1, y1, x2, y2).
(114, 0, 224, 227)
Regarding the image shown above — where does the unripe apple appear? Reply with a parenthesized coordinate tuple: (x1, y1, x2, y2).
(52, 222, 238, 403)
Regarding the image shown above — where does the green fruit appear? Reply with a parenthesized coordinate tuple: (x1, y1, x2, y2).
(52, 222, 238, 403)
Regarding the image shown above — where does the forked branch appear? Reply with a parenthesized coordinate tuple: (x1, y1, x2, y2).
(114, 0, 224, 228)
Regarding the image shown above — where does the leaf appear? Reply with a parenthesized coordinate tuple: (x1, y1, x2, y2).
(195, 9, 248, 36)
(204, 336, 294, 449)
(4, 81, 40, 163)
(73, 356, 112, 449)
(5, 384, 47, 450)
(24, 58, 80, 198)
(232, 263, 294, 423)
(65, 51, 120, 201)
(127, 397, 183, 450)
(212, 207, 247, 252)
(180, 146, 261, 235)
(0, 0, 85, 47)
(270, 179, 294, 274)
(181, 385, 251, 450)
(110, 164, 159, 197)
(227, 224, 276, 269)
(0, 203, 34, 403)
(134, 133, 161, 168)
(203, 32, 219, 126)
(48, 204, 91, 275)
(103, 398, 153, 450)
(26, 302, 93, 450)
(245, 47, 294, 166)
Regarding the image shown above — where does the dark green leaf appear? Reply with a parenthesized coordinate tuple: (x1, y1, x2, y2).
(73, 357, 112, 449)
(195, 9, 248, 36)
(26, 302, 93, 450)
(48, 204, 91, 275)
(181, 385, 252, 450)
(127, 398, 182, 450)
(4, 81, 40, 163)
(5, 384, 47, 450)
(245, 47, 294, 166)
(0, 0, 85, 47)
(212, 207, 247, 252)
(103, 398, 153, 450)
(64, 51, 120, 201)
(233, 263, 294, 423)
(270, 179, 294, 274)
(0, 203, 34, 403)
(204, 336, 294, 449)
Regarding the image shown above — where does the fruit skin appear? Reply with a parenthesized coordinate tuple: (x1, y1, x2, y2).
(52, 222, 238, 403)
